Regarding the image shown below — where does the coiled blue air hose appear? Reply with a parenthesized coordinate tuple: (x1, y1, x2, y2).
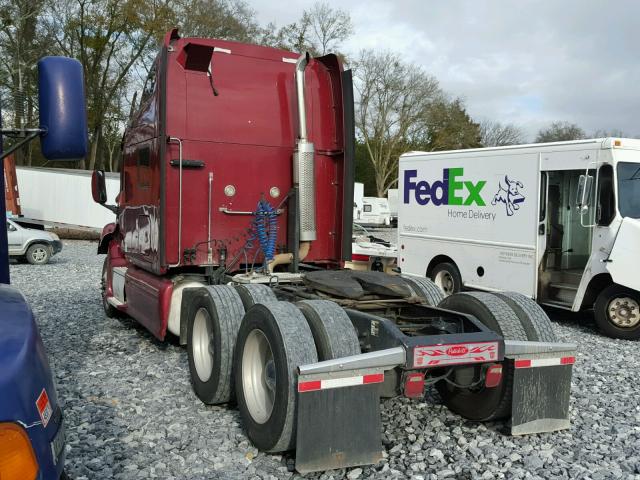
(253, 198, 278, 268)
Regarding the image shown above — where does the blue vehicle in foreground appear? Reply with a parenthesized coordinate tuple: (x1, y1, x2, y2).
(0, 285, 67, 479)
(0, 56, 87, 480)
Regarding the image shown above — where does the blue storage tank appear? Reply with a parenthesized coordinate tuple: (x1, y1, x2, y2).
(38, 56, 88, 160)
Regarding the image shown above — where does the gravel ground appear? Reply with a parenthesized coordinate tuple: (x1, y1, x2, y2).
(10, 240, 640, 480)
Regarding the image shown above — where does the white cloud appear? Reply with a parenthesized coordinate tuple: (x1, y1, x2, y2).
(249, 0, 640, 139)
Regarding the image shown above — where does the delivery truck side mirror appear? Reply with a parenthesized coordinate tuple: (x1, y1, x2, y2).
(575, 174, 593, 214)
(91, 170, 108, 204)
(38, 56, 88, 161)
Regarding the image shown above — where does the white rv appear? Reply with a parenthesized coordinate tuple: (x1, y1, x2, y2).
(387, 188, 399, 226)
(353, 182, 364, 221)
(398, 138, 640, 339)
(355, 197, 392, 227)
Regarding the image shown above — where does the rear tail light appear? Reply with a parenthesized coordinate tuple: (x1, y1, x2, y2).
(403, 372, 425, 398)
(351, 254, 370, 262)
(0, 423, 38, 480)
(484, 364, 503, 388)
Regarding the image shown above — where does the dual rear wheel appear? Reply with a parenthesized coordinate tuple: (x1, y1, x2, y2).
(436, 291, 557, 421)
(185, 285, 360, 452)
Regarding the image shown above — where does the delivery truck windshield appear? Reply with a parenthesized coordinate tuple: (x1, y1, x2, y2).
(617, 162, 640, 218)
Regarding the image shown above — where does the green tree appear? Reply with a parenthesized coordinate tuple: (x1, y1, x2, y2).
(535, 121, 585, 143)
(354, 141, 376, 196)
(421, 98, 482, 152)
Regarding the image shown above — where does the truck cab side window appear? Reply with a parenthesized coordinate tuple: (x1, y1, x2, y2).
(597, 165, 615, 226)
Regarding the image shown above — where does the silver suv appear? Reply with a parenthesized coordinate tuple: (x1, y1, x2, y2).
(6, 219, 62, 265)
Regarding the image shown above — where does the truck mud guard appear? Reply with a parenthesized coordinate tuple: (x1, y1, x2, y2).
(504, 340, 577, 435)
(294, 347, 404, 473)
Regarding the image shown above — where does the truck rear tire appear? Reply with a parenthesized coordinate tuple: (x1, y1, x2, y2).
(430, 262, 461, 296)
(494, 291, 557, 342)
(296, 300, 360, 360)
(101, 258, 120, 318)
(401, 275, 445, 306)
(234, 302, 317, 452)
(594, 284, 640, 340)
(235, 284, 277, 310)
(435, 292, 527, 421)
(26, 243, 50, 265)
(187, 286, 245, 404)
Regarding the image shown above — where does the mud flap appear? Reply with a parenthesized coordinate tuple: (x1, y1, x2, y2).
(505, 340, 576, 435)
(295, 370, 384, 473)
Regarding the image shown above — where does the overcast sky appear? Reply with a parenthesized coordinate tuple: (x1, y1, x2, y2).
(250, 0, 640, 141)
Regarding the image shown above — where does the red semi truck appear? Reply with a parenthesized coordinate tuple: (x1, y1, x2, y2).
(93, 29, 576, 473)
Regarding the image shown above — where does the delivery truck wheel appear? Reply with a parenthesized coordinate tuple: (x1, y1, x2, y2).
(235, 302, 317, 452)
(296, 300, 361, 360)
(401, 275, 445, 306)
(235, 284, 278, 310)
(187, 286, 245, 404)
(435, 292, 527, 421)
(594, 284, 640, 340)
(494, 292, 557, 342)
(430, 262, 462, 295)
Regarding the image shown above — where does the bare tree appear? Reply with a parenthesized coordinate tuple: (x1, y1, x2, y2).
(178, 0, 260, 42)
(354, 50, 441, 197)
(261, 2, 352, 56)
(480, 120, 525, 147)
(535, 121, 585, 143)
(0, 0, 47, 165)
(43, 0, 174, 169)
(308, 2, 352, 55)
(592, 128, 634, 139)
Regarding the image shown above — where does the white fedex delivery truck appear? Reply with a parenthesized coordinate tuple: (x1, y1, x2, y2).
(398, 138, 640, 339)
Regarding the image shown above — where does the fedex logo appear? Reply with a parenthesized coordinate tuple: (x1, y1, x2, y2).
(403, 168, 486, 206)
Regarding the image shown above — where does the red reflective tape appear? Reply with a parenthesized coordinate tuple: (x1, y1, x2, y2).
(363, 373, 384, 384)
(561, 356, 576, 365)
(514, 359, 532, 369)
(351, 254, 370, 262)
(298, 380, 321, 392)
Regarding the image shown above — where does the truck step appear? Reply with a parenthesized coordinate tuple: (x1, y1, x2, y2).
(549, 283, 578, 291)
(540, 299, 573, 310)
(106, 296, 125, 307)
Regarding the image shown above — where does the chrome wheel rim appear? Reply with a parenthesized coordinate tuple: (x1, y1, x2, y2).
(435, 271, 455, 295)
(607, 296, 640, 328)
(192, 308, 214, 382)
(32, 247, 47, 263)
(242, 329, 276, 424)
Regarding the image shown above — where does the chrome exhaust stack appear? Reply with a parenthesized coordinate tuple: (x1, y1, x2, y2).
(294, 52, 316, 242)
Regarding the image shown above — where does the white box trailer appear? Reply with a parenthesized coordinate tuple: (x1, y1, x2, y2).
(398, 138, 640, 339)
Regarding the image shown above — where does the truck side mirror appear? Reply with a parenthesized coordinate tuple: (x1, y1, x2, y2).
(38, 56, 88, 160)
(575, 174, 593, 214)
(91, 170, 108, 204)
